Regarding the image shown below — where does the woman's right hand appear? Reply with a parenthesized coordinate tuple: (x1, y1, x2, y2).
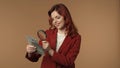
(26, 44, 36, 53)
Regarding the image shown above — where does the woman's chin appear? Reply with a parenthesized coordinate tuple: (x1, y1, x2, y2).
(55, 26, 60, 29)
(56, 27, 61, 29)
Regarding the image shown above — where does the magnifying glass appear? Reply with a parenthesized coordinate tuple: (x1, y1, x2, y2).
(37, 30, 47, 41)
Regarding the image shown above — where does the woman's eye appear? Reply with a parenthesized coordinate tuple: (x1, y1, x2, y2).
(57, 17, 60, 19)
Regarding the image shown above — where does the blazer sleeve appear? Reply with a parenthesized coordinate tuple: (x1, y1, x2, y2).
(51, 35, 81, 66)
(25, 51, 41, 62)
(25, 39, 43, 62)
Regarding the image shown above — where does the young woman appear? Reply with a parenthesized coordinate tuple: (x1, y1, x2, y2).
(26, 3, 81, 68)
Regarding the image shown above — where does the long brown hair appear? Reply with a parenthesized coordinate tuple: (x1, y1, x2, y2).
(48, 3, 78, 36)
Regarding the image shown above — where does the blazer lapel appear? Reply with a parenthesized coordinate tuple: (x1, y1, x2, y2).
(58, 35, 72, 53)
(51, 29, 57, 50)
(50, 29, 72, 53)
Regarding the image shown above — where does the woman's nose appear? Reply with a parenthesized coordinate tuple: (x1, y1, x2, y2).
(53, 19, 57, 24)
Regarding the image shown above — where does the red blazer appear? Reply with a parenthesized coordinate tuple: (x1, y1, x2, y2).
(26, 29, 81, 68)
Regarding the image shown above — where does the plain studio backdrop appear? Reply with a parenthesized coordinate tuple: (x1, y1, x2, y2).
(0, 0, 119, 68)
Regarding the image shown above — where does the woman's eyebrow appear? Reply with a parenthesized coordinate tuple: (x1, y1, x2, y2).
(51, 15, 59, 19)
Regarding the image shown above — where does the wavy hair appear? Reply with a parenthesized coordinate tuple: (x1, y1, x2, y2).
(48, 3, 78, 36)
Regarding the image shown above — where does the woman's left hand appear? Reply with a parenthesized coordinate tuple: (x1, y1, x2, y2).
(42, 41, 51, 51)
(42, 41, 54, 56)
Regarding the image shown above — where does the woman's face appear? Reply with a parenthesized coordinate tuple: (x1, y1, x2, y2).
(51, 10, 65, 30)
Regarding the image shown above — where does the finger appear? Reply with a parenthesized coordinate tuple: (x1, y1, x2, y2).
(29, 46, 36, 50)
(27, 47, 36, 53)
(26, 45, 36, 50)
(28, 45, 36, 48)
(42, 41, 48, 43)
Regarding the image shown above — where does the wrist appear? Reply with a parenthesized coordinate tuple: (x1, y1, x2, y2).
(48, 49, 54, 56)
(27, 50, 37, 57)
(44, 46, 51, 52)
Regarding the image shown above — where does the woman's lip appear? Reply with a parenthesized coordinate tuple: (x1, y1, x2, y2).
(56, 22, 60, 24)
(55, 22, 60, 26)
(55, 24, 59, 27)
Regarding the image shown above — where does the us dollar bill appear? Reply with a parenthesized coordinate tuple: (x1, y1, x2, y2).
(26, 36, 44, 55)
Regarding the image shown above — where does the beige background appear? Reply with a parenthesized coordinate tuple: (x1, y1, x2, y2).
(0, 0, 119, 68)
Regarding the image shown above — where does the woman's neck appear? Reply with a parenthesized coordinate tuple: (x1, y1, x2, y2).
(58, 28, 67, 35)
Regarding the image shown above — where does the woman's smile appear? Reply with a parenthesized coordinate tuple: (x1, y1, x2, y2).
(55, 22, 61, 27)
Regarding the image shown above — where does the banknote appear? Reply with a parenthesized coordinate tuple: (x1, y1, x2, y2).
(26, 36, 44, 55)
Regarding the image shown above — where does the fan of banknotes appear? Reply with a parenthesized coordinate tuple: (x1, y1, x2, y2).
(26, 30, 47, 55)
